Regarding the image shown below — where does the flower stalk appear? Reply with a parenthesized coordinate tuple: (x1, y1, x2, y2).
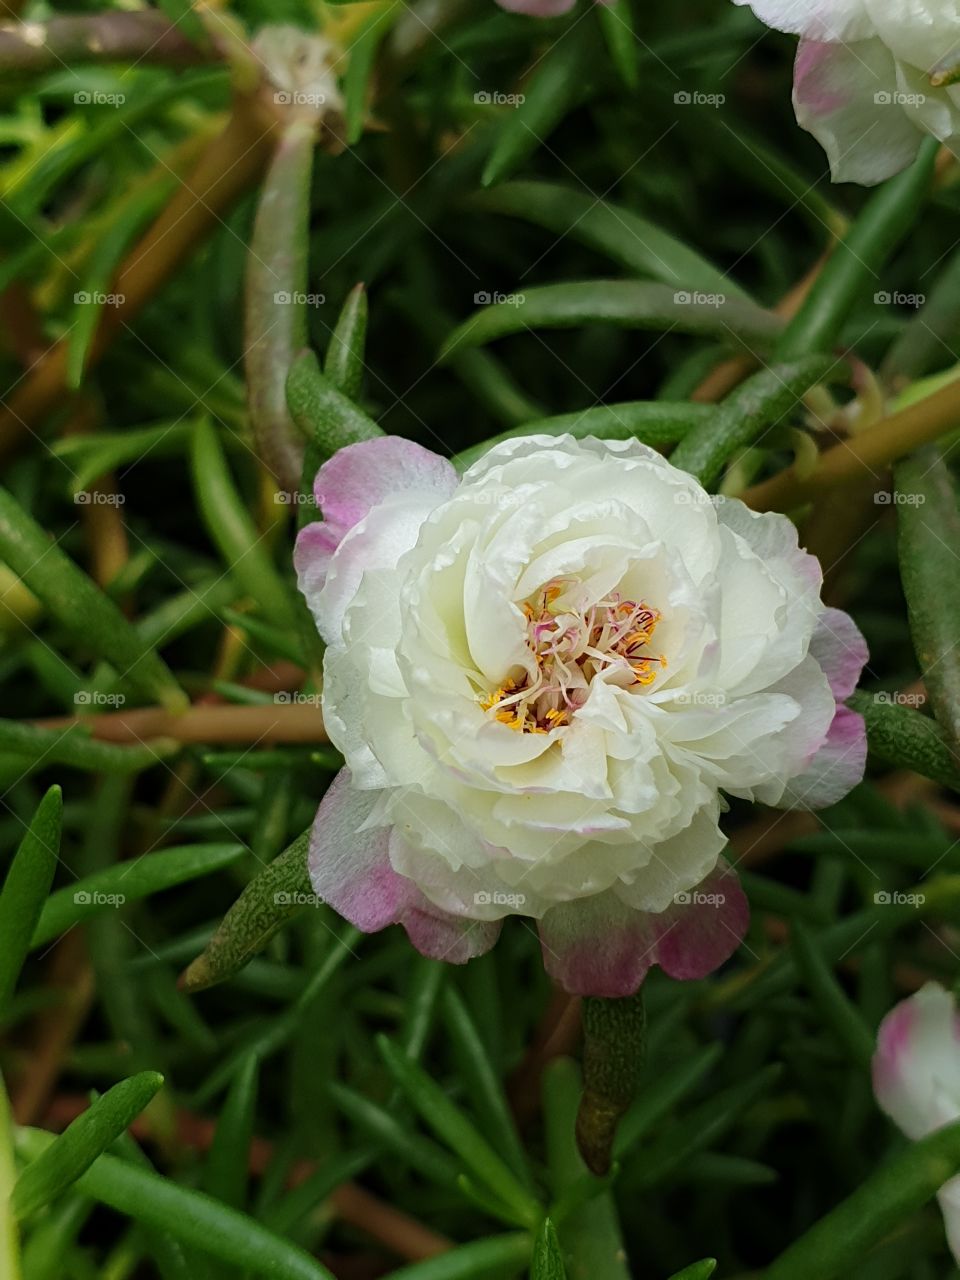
(575, 993, 645, 1176)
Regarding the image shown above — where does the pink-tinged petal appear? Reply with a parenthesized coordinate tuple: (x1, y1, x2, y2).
(654, 860, 750, 979)
(495, 0, 577, 12)
(873, 983, 960, 1142)
(311, 436, 457, 547)
(309, 769, 502, 965)
(809, 607, 869, 699)
(296, 437, 457, 644)
(403, 906, 501, 964)
(309, 768, 417, 931)
(292, 522, 339, 631)
(732, 0, 874, 40)
(793, 38, 924, 185)
(776, 703, 866, 809)
(539, 859, 748, 997)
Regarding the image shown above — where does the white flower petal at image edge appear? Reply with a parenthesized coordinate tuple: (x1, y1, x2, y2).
(295, 433, 868, 996)
(733, 0, 960, 184)
(873, 983, 960, 1263)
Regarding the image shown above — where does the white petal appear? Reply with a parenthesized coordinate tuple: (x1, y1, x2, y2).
(794, 38, 925, 185)
(873, 983, 960, 1141)
(733, 0, 874, 40)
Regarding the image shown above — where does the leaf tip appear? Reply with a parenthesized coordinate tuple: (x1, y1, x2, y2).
(179, 954, 214, 994)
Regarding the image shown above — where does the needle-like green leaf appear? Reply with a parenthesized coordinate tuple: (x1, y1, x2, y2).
(0, 486, 185, 709)
(896, 443, 960, 758)
(31, 842, 246, 949)
(670, 354, 845, 489)
(0, 786, 61, 1019)
(180, 830, 310, 993)
(472, 182, 745, 298)
(12, 1072, 164, 1219)
(452, 402, 714, 471)
(439, 282, 779, 363)
(377, 1035, 542, 1228)
(765, 1118, 960, 1280)
(287, 350, 383, 462)
(16, 1129, 336, 1280)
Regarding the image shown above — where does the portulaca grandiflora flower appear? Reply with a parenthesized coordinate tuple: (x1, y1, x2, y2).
(733, 0, 960, 184)
(295, 434, 868, 996)
(873, 983, 960, 1263)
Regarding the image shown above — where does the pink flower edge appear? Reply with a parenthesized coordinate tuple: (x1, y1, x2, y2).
(294, 435, 458, 611)
(309, 767, 749, 993)
(873, 984, 960, 1266)
(777, 606, 869, 810)
(538, 858, 749, 996)
(309, 769, 501, 965)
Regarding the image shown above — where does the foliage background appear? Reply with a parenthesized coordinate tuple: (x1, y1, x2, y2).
(1, 0, 960, 1278)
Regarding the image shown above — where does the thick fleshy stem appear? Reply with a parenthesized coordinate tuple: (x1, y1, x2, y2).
(245, 116, 317, 490)
(575, 992, 645, 1176)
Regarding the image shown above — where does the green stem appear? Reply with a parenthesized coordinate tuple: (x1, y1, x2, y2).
(895, 444, 960, 758)
(0, 1075, 21, 1280)
(245, 116, 317, 490)
(774, 137, 939, 359)
(575, 994, 645, 1176)
(544, 1059, 629, 1280)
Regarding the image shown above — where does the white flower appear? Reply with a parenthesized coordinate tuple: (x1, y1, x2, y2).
(733, 0, 958, 183)
(295, 434, 867, 995)
(873, 983, 960, 1262)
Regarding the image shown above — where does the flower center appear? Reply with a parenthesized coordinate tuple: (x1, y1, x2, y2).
(480, 577, 667, 733)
